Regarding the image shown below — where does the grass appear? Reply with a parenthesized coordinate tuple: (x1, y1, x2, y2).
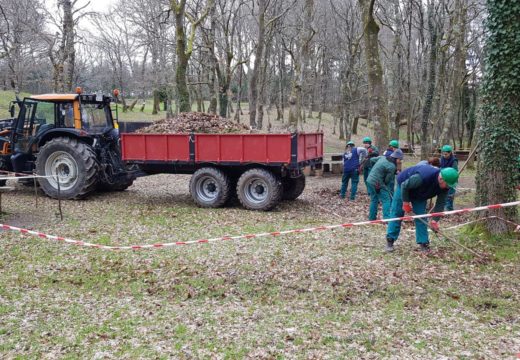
(0, 90, 30, 118)
(0, 90, 517, 357)
(0, 174, 518, 358)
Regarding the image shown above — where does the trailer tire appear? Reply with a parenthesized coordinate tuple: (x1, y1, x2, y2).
(225, 174, 240, 206)
(190, 167, 231, 208)
(35, 137, 99, 199)
(237, 168, 282, 211)
(282, 175, 306, 200)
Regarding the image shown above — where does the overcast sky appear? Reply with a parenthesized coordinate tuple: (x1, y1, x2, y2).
(85, 0, 115, 13)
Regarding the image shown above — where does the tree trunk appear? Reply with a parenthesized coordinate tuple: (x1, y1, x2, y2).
(152, 90, 160, 115)
(352, 116, 359, 135)
(420, 1, 438, 159)
(358, 0, 389, 148)
(338, 111, 345, 140)
(475, 0, 519, 233)
(248, 0, 267, 128)
(172, 0, 211, 113)
(288, 0, 314, 131)
(62, 0, 75, 91)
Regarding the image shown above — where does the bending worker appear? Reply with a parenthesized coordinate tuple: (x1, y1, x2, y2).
(366, 149, 404, 220)
(340, 141, 367, 200)
(440, 145, 458, 211)
(385, 164, 459, 253)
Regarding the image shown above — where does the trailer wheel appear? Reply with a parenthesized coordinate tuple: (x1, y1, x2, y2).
(282, 175, 306, 200)
(35, 137, 99, 199)
(190, 167, 230, 208)
(237, 168, 282, 211)
(225, 174, 240, 206)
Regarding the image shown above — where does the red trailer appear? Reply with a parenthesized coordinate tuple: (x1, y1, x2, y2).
(121, 132, 323, 211)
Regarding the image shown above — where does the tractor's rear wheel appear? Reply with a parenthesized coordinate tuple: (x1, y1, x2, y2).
(189, 167, 231, 208)
(282, 175, 306, 200)
(237, 168, 282, 211)
(35, 137, 99, 199)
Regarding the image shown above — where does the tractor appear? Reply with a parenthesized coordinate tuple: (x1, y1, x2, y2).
(0, 90, 135, 198)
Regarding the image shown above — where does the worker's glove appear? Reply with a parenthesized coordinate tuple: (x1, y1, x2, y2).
(402, 202, 413, 213)
(375, 183, 381, 194)
(430, 220, 440, 233)
(358, 166, 363, 175)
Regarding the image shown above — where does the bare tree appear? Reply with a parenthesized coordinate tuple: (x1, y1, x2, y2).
(171, 0, 212, 112)
(0, 0, 46, 93)
(358, 0, 389, 148)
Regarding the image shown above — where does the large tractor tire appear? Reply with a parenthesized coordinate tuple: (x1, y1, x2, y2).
(282, 175, 306, 201)
(35, 137, 99, 199)
(237, 168, 282, 211)
(189, 167, 231, 208)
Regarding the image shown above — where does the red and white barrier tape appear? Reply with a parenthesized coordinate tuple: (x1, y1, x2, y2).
(0, 174, 55, 181)
(406, 215, 520, 232)
(1, 201, 519, 251)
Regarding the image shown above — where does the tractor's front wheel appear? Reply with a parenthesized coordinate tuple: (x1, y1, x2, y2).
(35, 137, 99, 199)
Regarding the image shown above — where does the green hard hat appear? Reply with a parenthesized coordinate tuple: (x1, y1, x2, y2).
(346, 141, 355, 146)
(363, 136, 372, 144)
(440, 167, 459, 187)
(389, 140, 399, 148)
(441, 144, 453, 153)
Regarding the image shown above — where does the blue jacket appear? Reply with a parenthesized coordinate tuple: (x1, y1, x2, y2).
(397, 165, 446, 201)
(440, 155, 458, 170)
(343, 147, 360, 173)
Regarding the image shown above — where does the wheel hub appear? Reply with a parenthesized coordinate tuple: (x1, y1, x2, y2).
(196, 176, 220, 202)
(245, 179, 269, 203)
(44, 151, 79, 191)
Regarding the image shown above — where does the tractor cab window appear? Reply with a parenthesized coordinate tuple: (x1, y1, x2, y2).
(15, 100, 56, 153)
(59, 102, 74, 127)
(81, 103, 110, 133)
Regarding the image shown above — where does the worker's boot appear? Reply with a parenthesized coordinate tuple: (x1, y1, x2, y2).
(419, 243, 430, 252)
(385, 238, 394, 253)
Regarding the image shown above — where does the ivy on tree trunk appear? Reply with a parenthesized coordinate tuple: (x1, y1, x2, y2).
(475, 0, 520, 233)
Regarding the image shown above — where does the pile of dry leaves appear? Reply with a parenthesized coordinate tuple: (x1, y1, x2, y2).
(136, 112, 251, 134)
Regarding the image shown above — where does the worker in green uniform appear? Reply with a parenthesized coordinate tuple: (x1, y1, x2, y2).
(385, 165, 459, 253)
(440, 145, 459, 211)
(382, 139, 401, 194)
(366, 149, 404, 220)
(361, 136, 379, 194)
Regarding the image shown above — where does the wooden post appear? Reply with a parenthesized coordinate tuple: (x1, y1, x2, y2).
(458, 140, 481, 176)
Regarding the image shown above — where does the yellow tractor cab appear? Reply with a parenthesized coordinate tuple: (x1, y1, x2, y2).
(0, 90, 134, 198)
